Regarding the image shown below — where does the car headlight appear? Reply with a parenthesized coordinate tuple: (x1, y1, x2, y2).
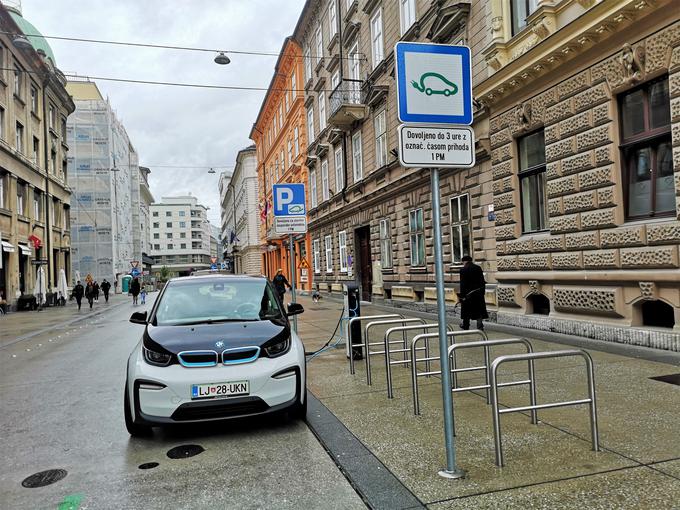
(263, 338, 290, 358)
(143, 346, 172, 366)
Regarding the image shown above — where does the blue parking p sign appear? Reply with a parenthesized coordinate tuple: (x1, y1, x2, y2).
(395, 42, 472, 125)
(273, 184, 306, 216)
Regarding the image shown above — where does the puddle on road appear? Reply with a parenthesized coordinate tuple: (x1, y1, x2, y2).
(166, 444, 205, 459)
(138, 462, 160, 470)
(21, 468, 67, 488)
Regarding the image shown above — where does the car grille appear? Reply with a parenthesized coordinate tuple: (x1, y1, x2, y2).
(171, 397, 269, 421)
(221, 346, 260, 365)
(177, 350, 218, 367)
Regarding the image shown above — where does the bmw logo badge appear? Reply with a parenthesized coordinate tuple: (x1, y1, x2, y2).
(215, 341, 225, 349)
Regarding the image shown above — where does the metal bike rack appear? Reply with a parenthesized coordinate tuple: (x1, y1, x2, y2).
(490, 349, 600, 467)
(364, 318, 427, 385)
(446, 339, 538, 435)
(383, 323, 455, 399)
(410, 329, 488, 415)
(347, 314, 402, 375)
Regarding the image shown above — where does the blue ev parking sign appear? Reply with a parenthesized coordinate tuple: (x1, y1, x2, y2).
(273, 184, 306, 217)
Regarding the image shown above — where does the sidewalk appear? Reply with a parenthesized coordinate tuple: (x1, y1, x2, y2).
(297, 295, 680, 509)
(0, 292, 130, 349)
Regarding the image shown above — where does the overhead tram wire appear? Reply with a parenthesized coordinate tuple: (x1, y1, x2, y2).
(0, 30, 368, 62)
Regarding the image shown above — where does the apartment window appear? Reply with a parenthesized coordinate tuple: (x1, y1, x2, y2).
(61, 116, 67, 138)
(620, 77, 673, 219)
(379, 218, 392, 269)
(518, 130, 548, 233)
(33, 190, 42, 221)
(32, 136, 39, 165)
(319, 91, 327, 131)
(0, 172, 6, 209)
(48, 104, 56, 130)
(313, 239, 320, 274)
(179, 221, 186, 228)
(287, 139, 293, 165)
(370, 8, 384, 67)
(166, 222, 172, 228)
(13, 65, 21, 97)
(450, 194, 471, 264)
(291, 72, 297, 100)
(167, 244, 173, 250)
(307, 106, 315, 142)
(180, 232, 186, 239)
(294, 127, 299, 155)
(338, 231, 348, 272)
(153, 222, 159, 228)
(329, 1, 338, 38)
(281, 150, 286, 172)
(50, 151, 56, 174)
(409, 209, 425, 267)
(0, 107, 4, 140)
(334, 146, 344, 192)
(321, 159, 329, 201)
(154, 244, 160, 250)
(166, 211, 171, 217)
(511, 0, 539, 36)
(30, 85, 38, 113)
(152, 211, 159, 217)
(179, 210, 185, 216)
(400, 0, 417, 35)
(375, 109, 387, 168)
(181, 243, 187, 249)
(274, 159, 280, 181)
(166, 233, 172, 239)
(352, 131, 363, 182)
(153, 233, 159, 239)
(310, 170, 318, 208)
(315, 26, 323, 64)
(15, 122, 24, 153)
(331, 70, 340, 90)
(325, 235, 333, 272)
(16, 181, 26, 216)
(304, 47, 312, 83)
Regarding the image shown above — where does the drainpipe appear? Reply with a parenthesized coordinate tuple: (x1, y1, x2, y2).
(337, 0, 350, 204)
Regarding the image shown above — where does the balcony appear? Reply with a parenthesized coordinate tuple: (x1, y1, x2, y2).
(328, 79, 366, 128)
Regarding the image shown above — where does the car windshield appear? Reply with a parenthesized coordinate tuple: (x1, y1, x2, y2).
(153, 278, 284, 326)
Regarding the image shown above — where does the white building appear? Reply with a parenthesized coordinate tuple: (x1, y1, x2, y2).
(66, 80, 143, 284)
(138, 166, 154, 274)
(220, 146, 260, 275)
(149, 195, 211, 276)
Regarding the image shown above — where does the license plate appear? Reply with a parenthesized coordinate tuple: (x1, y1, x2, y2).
(191, 381, 249, 400)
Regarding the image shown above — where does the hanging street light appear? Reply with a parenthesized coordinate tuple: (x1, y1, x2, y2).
(214, 52, 231, 65)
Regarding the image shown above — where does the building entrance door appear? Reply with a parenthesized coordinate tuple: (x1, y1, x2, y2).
(355, 226, 372, 302)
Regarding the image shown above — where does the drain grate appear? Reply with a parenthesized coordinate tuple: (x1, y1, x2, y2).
(22, 469, 67, 488)
(138, 462, 159, 470)
(649, 373, 680, 386)
(167, 444, 204, 459)
(312, 307, 330, 310)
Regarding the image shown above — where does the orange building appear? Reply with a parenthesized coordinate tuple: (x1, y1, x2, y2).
(250, 37, 312, 292)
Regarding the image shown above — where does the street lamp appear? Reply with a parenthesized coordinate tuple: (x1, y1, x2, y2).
(12, 34, 33, 50)
(214, 52, 231, 65)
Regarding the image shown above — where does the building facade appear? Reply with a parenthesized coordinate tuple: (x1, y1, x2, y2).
(293, 0, 494, 302)
(66, 79, 142, 286)
(149, 195, 211, 277)
(220, 146, 261, 275)
(139, 166, 154, 277)
(478, 0, 680, 345)
(0, 4, 75, 308)
(251, 37, 314, 292)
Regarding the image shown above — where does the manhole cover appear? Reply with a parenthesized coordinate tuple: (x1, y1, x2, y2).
(313, 307, 330, 310)
(22, 469, 67, 488)
(649, 373, 680, 386)
(138, 462, 159, 470)
(167, 444, 204, 459)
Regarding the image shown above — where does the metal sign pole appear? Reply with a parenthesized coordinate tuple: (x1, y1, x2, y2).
(431, 167, 465, 479)
(289, 234, 298, 333)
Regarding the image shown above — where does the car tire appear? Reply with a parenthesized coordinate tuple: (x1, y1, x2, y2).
(124, 383, 152, 436)
(290, 391, 308, 421)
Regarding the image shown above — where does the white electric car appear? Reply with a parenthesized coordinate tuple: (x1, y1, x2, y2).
(124, 274, 306, 436)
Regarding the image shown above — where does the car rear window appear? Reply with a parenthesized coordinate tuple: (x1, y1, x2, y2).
(154, 279, 284, 326)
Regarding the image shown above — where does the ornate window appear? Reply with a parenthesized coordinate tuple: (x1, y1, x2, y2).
(511, 0, 539, 36)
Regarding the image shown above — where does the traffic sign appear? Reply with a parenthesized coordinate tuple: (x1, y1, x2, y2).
(273, 184, 306, 217)
(31, 259, 49, 265)
(395, 42, 472, 125)
(398, 125, 475, 168)
(130, 267, 141, 277)
(274, 216, 307, 234)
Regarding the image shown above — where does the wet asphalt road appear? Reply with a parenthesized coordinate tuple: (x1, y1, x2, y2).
(0, 297, 365, 510)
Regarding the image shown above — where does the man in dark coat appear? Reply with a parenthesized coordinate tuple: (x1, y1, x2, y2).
(271, 269, 292, 304)
(130, 277, 141, 306)
(93, 281, 100, 302)
(85, 282, 95, 309)
(101, 279, 111, 302)
(73, 281, 84, 311)
(458, 255, 488, 330)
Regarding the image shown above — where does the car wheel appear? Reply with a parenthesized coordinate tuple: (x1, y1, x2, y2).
(124, 383, 152, 436)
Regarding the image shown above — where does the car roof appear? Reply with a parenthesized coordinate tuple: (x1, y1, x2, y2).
(168, 274, 267, 284)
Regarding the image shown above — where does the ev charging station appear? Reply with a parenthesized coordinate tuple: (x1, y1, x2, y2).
(343, 282, 361, 358)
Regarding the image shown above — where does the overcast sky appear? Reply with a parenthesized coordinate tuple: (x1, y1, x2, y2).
(21, 0, 305, 225)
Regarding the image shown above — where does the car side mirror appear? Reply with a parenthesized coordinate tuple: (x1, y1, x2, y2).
(130, 311, 148, 325)
(287, 303, 304, 316)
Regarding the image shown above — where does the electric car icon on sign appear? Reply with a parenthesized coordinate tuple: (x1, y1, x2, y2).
(411, 72, 459, 97)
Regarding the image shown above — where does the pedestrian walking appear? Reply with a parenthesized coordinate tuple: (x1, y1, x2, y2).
(73, 281, 84, 311)
(101, 279, 111, 303)
(93, 281, 100, 302)
(130, 277, 141, 306)
(85, 282, 95, 309)
(140, 287, 147, 305)
(458, 255, 488, 331)
(271, 269, 292, 304)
